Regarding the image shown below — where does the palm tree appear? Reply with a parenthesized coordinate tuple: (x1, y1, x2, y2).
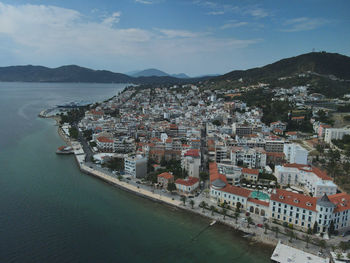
(180, 196, 187, 206)
(189, 199, 195, 209)
(222, 208, 227, 220)
(287, 230, 295, 243)
(303, 234, 311, 249)
(273, 226, 279, 238)
(233, 212, 240, 224)
(247, 216, 253, 228)
(264, 223, 269, 234)
(210, 205, 215, 216)
(338, 241, 348, 253)
(317, 239, 327, 253)
(200, 201, 207, 212)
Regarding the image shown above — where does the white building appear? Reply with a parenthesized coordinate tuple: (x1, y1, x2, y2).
(230, 147, 266, 169)
(275, 164, 337, 197)
(175, 177, 199, 194)
(181, 149, 201, 178)
(324, 128, 350, 143)
(124, 155, 147, 179)
(210, 162, 350, 233)
(283, 143, 308, 164)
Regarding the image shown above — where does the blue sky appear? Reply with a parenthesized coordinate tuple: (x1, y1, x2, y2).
(0, 0, 349, 76)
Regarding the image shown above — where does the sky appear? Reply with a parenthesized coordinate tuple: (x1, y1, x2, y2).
(0, 0, 349, 76)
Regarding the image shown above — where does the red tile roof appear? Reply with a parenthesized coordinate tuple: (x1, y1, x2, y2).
(242, 167, 259, 175)
(175, 177, 199, 186)
(158, 172, 174, 180)
(292, 116, 305, 120)
(184, 149, 200, 157)
(283, 163, 332, 181)
(329, 193, 350, 212)
(221, 184, 251, 197)
(247, 197, 269, 207)
(209, 162, 227, 183)
(97, 137, 114, 143)
(270, 189, 317, 211)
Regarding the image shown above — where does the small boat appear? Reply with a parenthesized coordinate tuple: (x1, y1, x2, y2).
(56, 146, 73, 155)
(210, 220, 216, 226)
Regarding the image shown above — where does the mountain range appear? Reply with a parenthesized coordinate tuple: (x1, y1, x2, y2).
(0, 52, 349, 85)
(127, 68, 190, 78)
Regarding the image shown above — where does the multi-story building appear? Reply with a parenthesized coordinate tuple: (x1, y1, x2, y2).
(175, 177, 199, 194)
(283, 143, 308, 164)
(265, 140, 284, 153)
(324, 128, 350, 143)
(209, 162, 350, 233)
(275, 163, 337, 197)
(157, 172, 174, 189)
(124, 155, 147, 179)
(270, 121, 287, 131)
(230, 147, 266, 168)
(217, 163, 242, 185)
(96, 136, 114, 152)
(181, 149, 201, 178)
(232, 123, 253, 136)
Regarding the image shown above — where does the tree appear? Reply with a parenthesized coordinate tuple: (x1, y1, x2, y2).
(273, 226, 279, 238)
(200, 201, 207, 212)
(307, 227, 313, 235)
(222, 208, 227, 220)
(318, 239, 327, 252)
(328, 220, 335, 237)
(212, 120, 221, 126)
(338, 241, 349, 252)
(312, 221, 318, 234)
(167, 182, 176, 192)
(210, 205, 215, 216)
(264, 223, 269, 234)
(180, 196, 187, 206)
(287, 230, 295, 243)
(117, 175, 123, 181)
(199, 172, 209, 181)
(247, 216, 253, 228)
(189, 199, 195, 209)
(303, 234, 311, 249)
(233, 212, 240, 224)
(236, 202, 242, 213)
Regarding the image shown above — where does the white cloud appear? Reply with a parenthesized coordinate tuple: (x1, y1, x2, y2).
(221, 21, 248, 29)
(282, 17, 329, 32)
(244, 7, 269, 18)
(0, 2, 261, 74)
(135, 0, 160, 4)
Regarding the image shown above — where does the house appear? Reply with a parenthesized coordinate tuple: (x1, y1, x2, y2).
(270, 121, 287, 131)
(283, 143, 308, 164)
(157, 172, 174, 189)
(124, 155, 147, 179)
(175, 177, 199, 194)
(241, 167, 259, 182)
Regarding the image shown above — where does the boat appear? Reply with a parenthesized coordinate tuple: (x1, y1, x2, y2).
(56, 146, 73, 155)
(210, 220, 216, 226)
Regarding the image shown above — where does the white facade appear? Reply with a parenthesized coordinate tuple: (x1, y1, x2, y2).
(283, 143, 308, 164)
(230, 147, 266, 168)
(275, 164, 337, 197)
(124, 155, 147, 178)
(182, 156, 200, 178)
(324, 128, 350, 143)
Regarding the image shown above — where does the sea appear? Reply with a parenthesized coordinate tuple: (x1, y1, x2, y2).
(0, 82, 272, 262)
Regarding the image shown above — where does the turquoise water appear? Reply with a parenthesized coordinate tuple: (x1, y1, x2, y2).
(0, 82, 272, 262)
(250, 191, 270, 201)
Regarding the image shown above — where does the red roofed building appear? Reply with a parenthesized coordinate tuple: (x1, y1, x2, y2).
(96, 136, 114, 152)
(241, 167, 259, 182)
(275, 163, 337, 197)
(157, 172, 174, 189)
(175, 177, 199, 194)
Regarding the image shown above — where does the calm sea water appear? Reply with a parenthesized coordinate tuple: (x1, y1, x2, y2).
(0, 82, 272, 262)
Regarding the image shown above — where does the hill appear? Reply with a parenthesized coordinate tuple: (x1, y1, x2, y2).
(132, 68, 169, 77)
(0, 65, 203, 84)
(216, 52, 350, 83)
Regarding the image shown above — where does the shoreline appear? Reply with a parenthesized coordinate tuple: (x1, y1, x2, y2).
(40, 111, 324, 255)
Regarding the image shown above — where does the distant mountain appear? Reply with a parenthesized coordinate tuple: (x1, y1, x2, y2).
(0, 65, 206, 84)
(132, 68, 169, 77)
(215, 52, 350, 83)
(171, 73, 190, 79)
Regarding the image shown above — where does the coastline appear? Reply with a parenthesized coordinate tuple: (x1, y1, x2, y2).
(39, 114, 276, 250)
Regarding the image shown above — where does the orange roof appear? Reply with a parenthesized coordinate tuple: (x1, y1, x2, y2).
(184, 149, 200, 157)
(329, 193, 350, 212)
(247, 197, 269, 206)
(209, 162, 227, 183)
(292, 116, 305, 120)
(165, 138, 173, 143)
(158, 172, 174, 180)
(267, 152, 285, 158)
(242, 167, 259, 175)
(221, 184, 251, 197)
(175, 177, 199, 186)
(270, 189, 317, 211)
(282, 164, 332, 181)
(286, 131, 297, 135)
(97, 137, 114, 143)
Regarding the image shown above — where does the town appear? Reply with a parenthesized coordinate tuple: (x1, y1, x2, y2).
(51, 80, 350, 263)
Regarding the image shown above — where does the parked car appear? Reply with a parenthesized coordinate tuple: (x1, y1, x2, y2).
(257, 224, 263, 228)
(126, 177, 131, 180)
(136, 181, 141, 184)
